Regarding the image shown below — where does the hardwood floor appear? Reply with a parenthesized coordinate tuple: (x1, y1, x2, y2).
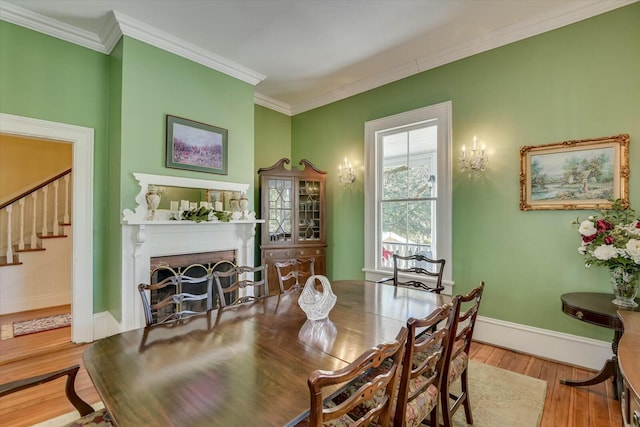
(0, 307, 623, 427)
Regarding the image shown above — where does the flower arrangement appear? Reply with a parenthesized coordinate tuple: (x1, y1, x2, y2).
(575, 199, 640, 306)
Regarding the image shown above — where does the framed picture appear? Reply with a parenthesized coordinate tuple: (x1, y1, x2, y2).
(166, 115, 228, 175)
(519, 134, 629, 211)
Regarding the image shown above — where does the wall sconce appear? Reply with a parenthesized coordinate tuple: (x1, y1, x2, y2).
(338, 157, 356, 188)
(459, 135, 488, 176)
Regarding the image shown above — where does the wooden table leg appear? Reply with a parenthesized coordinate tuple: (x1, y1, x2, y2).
(560, 330, 622, 400)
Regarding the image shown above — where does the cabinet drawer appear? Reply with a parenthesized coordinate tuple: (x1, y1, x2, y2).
(296, 248, 324, 257)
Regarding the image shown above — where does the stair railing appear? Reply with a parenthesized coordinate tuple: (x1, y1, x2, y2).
(0, 169, 71, 262)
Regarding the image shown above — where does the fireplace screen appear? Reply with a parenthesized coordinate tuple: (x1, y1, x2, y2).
(149, 251, 236, 324)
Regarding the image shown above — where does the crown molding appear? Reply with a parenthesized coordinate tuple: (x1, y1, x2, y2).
(290, 0, 638, 115)
(0, 1, 108, 53)
(0, 2, 265, 86)
(111, 11, 265, 86)
(254, 92, 291, 116)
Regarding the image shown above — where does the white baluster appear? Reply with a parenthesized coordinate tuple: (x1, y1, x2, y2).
(5, 205, 13, 262)
(63, 174, 70, 224)
(41, 185, 48, 237)
(18, 198, 25, 250)
(53, 180, 59, 235)
(31, 193, 37, 247)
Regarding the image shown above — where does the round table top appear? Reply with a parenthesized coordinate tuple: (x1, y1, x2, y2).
(561, 292, 640, 331)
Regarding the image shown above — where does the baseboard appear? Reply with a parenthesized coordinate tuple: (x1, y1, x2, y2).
(91, 311, 121, 341)
(0, 293, 71, 315)
(474, 315, 612, 371)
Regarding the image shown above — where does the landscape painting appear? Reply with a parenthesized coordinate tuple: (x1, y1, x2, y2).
(166, 115, 228, 175)
(519, 134, 629, 211)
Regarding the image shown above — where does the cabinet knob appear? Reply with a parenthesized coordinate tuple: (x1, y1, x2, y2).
(633, 410, 639, 426)
(299, 250, 305, 255)
(575, 311, 584, 320)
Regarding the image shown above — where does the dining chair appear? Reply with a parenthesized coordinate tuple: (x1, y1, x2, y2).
(440, 281, 485, 427)
(213, 264, 269, 308)
(138, 264, 214, 325)
(0, 365, 113, 426)
(395, 299, 458, 427)
(378, 253, 445, 293)
(274, 258, 315, 293)
(290, 327, 408, 427)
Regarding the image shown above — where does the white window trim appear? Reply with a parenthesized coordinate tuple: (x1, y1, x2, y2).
(363, 101, 453, 291)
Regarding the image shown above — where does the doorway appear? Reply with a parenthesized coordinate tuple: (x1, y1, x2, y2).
(0, 113, 94, 343)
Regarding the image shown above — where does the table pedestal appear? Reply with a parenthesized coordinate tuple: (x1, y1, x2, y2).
(560, 292, 639, 400)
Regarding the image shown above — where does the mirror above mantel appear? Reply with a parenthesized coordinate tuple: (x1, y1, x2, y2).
(122, 173, 255, 224)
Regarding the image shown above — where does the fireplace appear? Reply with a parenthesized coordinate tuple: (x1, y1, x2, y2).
(120, 173, 264, 332)
(149, 251, 236, 323)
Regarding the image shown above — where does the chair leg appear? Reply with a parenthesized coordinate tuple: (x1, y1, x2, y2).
(440, 383, 453, 427)
(460, 369, 473, 425)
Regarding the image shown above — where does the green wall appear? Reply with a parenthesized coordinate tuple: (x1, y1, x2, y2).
(254, 104, 291, 196)
(289, 4, 640, 341)
(0, 25, 258, 319)
(0, 21, 111, 313)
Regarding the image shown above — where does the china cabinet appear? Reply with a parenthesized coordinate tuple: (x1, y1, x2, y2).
(258, 158, 326, 292)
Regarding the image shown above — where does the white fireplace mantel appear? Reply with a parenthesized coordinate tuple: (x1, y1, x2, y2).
(120, 173, 264, 332)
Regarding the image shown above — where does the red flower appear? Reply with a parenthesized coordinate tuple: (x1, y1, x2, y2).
(604, 235, 615, 245)
(582, 234, 597, 243)
(596, 219, 613, 234)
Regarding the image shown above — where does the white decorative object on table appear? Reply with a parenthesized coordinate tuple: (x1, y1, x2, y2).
(298, 275, 337, 321)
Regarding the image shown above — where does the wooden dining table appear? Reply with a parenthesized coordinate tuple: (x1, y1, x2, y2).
(83, 279, 450, 426)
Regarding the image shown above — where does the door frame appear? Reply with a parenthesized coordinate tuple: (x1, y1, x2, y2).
(0, 113, 94, 343)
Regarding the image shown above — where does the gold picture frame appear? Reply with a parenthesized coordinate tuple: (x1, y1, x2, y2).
(519, 134, 629, 211)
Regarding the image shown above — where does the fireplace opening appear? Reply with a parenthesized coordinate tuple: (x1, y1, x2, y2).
(149, 250, 236, 323)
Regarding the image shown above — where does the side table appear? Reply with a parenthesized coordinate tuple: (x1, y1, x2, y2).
(560, 292, 640, 400)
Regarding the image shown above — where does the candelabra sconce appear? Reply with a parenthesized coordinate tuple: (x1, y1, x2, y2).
(459, 136, 488, 176)
(338, 157, 356, 188)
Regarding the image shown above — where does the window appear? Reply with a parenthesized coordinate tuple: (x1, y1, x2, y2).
(364, 102, 452, 286)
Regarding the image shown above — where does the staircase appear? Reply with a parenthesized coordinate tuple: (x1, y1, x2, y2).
(0, 170, 74, 314)
(0, 169, 71, 267)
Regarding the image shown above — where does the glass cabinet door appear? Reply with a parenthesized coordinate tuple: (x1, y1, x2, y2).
(298, 180, 321, 241)
(267, 178, 293, 242)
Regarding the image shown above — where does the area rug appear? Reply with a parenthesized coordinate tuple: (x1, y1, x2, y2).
(0, 313, 71, 340)
(449, 360, 547, 426)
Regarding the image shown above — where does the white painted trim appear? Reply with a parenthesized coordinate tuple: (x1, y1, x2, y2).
(289, 0, 638, 114)
(92, 310, 120, 340)
(3, 0, 634, 115)
(0, 113, 94, 343)
(0, 1, 108, 53)
(111, 11, 266, 86)
(254, 92, 292, 116)
(363, 101, 453, 282)
(474, 315, 612, 371)
(0, 2, 265, 86)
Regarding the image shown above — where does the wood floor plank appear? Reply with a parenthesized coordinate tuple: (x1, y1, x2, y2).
(0, 312, 624, 427)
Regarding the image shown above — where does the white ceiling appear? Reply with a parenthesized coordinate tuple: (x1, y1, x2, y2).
(1, 0, 636, 114)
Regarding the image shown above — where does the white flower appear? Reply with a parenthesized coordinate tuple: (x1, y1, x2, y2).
(592, 244, 619, 261)
(626, 238, 640, 263)
(578, 245, 587, 255)
(578, 220, 597, 237)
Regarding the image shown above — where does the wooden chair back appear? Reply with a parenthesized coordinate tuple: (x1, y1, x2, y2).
(307, 327, 408, 427)
(0, 365, 111, 424)
(395, 299, 458, 427)
(214, 265, 269, 308)
(391, 253, 445, 293)
(441, 281, 485, 427)
(138, 264, 214, 325)
(274, 258, 315, 293)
